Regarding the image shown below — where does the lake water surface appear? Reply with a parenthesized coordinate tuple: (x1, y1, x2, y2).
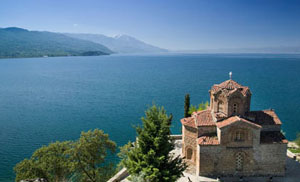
(1, 54, 300, 181)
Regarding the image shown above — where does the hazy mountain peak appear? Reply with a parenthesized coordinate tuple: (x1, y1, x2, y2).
(113, 34, 125, 39)
(2, 27, 29, 32)
(65, 33, 168, 54)
(114, 34, 136, 41)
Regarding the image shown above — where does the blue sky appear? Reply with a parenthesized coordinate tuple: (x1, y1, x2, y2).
(1, 0, 300, 50)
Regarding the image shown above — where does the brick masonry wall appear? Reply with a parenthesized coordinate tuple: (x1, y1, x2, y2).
(219, 123, 261, 148)
(197, 122, 286, 177)
(255, 143, 287, 176)
(182, 126, 197, 163)
(197, 142, 287, 176)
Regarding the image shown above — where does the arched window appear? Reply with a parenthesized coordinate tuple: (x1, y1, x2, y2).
(186, 148, 193, 160)
(234, 130, 245, 142)
(218, 101, 224, 113)
(236, 152, 244, 171)
(233, 103, 238, 114)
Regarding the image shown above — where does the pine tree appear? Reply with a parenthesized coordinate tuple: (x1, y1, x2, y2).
(184, 94, 190, 117)
(120, 105, 186, 182)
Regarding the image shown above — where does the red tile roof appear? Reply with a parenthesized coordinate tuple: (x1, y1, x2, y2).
(180, 117, 196, 128)
(198, 136, 219, 145)
(194, 110, 216, 126)
(211, 79, 250, 96)
(181, 109, 215, 128)
(216, 116, 261, 129)
(245, 109, 282, 125)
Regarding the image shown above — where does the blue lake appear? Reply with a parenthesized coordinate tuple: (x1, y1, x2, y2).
(0, 54, 300, 181)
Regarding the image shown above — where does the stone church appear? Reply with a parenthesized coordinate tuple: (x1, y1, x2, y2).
(181, 78, 287, 177)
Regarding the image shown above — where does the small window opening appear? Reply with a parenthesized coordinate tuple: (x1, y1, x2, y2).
(233, 103, 238, 114)
(186, 148, 193, 160)
(234, 131, 245, 142)
(236, 152, 244, 171)
(218, 101, 224, 113)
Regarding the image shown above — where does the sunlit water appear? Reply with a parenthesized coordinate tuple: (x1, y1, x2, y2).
(1, 53, 300, 181)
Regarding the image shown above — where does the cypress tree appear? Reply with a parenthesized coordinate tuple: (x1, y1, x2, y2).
(120, 105, 187, 182)
(184, 94, 190, 117)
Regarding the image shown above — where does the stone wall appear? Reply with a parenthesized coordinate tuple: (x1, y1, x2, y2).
(197, 145, 223, 176)
(228, 93, 247, 116)
(210, 91, 251, 117)
(197, 142, 287, 177)
(256, 143, 287, 176)
(198, 122, 286, 177)
(182, 126, 197, 164)
(218, 122, 261, 147)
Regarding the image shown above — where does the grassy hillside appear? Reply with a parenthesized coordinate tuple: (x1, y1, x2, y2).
(0, 27, 114, 58)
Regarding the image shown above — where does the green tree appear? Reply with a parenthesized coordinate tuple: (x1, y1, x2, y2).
(188, 101, 209, 115)
(14, 141, 73, 182)
(188, 104, 198, 115)
(117, 141, 133, 171)
(184, 94, 191, 118)
(14, 129, 116, 182)
(120, 105, 186, 182)
(68, 129, 116, 182)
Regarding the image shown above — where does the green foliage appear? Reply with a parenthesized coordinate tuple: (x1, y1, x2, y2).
(184, 94, 190, 118)
(188, 101, 209, 115)
(130, 172, 149, 182)
(14, 141, 73, 182)
(14, 159, 42, 182)
(0, 27, 113, 58)
(117, 141, 134, 171)
(120, 105, 187, 182)
(67, 129, 116, 182)
(288, 148, 300, 153)
(14, 129, 116, 182)
(188, 104, 197, 114)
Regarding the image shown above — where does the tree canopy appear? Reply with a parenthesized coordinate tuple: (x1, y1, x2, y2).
(68, 129, 116, 182)
(14, 129, 116, 182)
(119, 105, 186, 182)
(14, 141, 72, 182)
(188, 101, 209, 115)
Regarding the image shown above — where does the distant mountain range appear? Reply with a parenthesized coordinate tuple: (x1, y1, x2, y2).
(64, 33, 168, 54)
(174, 47, 300, 54)
(0, 27, 114, 58)
(1, 27, 298, 59)
(0, 27, 168, 59)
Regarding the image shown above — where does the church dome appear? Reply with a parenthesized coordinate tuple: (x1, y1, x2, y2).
(211, 79, 250, 97)
(209, 79, 252, 118)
